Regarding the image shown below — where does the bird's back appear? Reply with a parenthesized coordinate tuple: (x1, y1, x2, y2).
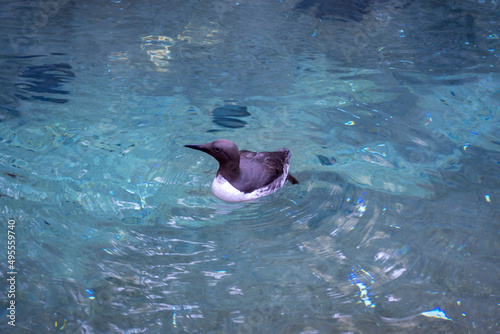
(236, 149, 290, 193)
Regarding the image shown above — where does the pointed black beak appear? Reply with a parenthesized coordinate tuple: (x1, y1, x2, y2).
(184, 144, 206, 152)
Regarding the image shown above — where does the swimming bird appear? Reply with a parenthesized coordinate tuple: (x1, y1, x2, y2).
(184, 139, 299, 202)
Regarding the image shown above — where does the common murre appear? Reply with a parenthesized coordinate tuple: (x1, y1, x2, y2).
(184, 139, 299, 202)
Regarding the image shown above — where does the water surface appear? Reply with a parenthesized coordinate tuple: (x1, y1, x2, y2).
(0, 0, 499, 333)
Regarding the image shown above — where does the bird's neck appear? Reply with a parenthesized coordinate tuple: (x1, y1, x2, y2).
(219, 160, 240, 181)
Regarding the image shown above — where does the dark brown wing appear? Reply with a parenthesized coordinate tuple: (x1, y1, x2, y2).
(235, 149, 290, 193)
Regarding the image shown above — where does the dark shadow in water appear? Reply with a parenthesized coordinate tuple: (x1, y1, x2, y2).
(296, 0, 374, 22)
(15, 63, 75, 104)
(211, 105, 251, 129)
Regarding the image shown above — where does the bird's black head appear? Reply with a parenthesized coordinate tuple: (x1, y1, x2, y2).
(184, 139, 240, 173)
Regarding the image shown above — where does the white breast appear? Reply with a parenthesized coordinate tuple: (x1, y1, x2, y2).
(211, 175, 278, 202)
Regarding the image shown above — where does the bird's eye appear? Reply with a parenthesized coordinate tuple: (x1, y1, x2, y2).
(214, 147, 222, 153)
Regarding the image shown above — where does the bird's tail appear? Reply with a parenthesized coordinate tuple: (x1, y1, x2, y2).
(287, 174, 299, 185)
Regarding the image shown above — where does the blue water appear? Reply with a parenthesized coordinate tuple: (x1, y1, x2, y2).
(1, 0, 499, 332)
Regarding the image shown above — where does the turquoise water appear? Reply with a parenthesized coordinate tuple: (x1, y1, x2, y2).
(1, 0, 499, 332)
